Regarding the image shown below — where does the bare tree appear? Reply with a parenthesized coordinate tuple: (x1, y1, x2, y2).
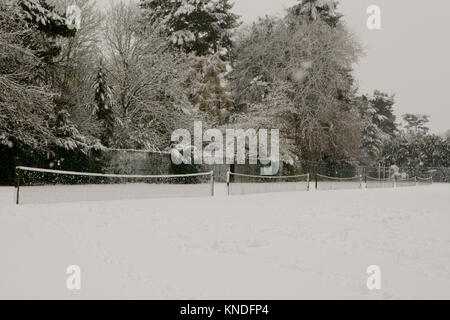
(101, 1, 198, 150)
(50, 0, 104, 139)
(231, 15, 363, 162)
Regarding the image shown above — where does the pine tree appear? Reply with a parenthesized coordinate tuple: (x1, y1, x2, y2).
(19, 0, 77, 38)
(402, 114, 430, 135)
(369, 91, 397, 137)
(289, 0, 342, 27)
(187, 53, 233, 125)
(140, 0, 240, 56)
(94, 64, 115, 147)
(381, 133, 450, 168)
(204, 0, 241, 56)
(1, 0, 87, 151)
(355, 95, 385, 163)
(444, 130, 450, 141)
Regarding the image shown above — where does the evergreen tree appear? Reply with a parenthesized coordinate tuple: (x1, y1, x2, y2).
(369, 90, 397, 137)
(444, 130, 450, 141)
(289, 0, 342, 27)
(19, 0, 77, 38)
(94, 64, 115, 147)
(354, 95, 385, 163)
(0, 0, 83, 150)
(187, 53, 233, 125)
(352, 91, 398, 163)
(381, 133, 450, 168)
(204, 0, 240, 56)
(140, 0, 240, 56)
(402, 114, 430, 135)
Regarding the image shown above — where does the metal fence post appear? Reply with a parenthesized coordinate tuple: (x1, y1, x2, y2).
(226, 170, 230, 196)
(315, 173, 318, 190)
(15, 167, 20, 205)
(211, 172, 215, 197)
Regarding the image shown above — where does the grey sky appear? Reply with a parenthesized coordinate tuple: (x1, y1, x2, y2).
(96, 0, 450, 133)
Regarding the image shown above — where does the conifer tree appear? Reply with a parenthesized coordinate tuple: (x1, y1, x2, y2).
(289, 0, 342, 27)
(187, 53, 233, 125)
(19, 0, 77, 38)
(140, 0, 240, 56)
(94, 64, 115, 147)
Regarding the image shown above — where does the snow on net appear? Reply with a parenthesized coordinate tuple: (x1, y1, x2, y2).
(15, 166, 214, 204)
(227, 172, 310, 196)
(315, 174, 363, 191)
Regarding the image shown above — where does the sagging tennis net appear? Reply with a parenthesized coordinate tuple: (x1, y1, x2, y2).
(396, 177, 417, 188)
(227, 172, 310, 196)
(366, 176, 434, 189)
(315, 174, 362, 191)
(366, 176, 396, 189)
(15, 166, 214, 204)
(417, 176, 433, 185)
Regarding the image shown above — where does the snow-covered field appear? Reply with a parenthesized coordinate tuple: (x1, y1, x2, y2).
(1, 184, 449, 299)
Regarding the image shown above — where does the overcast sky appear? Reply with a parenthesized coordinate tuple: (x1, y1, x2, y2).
(96, 0, 450, 133)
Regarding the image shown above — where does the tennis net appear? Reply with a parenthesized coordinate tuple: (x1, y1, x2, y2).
(315, 174, 362, 191)
(15, 166, 214, 204)
(417, 176, 433, 186)
(227, 172, 309, 196)
(396, 177, 417, 188)
(366, 176, 395, 189)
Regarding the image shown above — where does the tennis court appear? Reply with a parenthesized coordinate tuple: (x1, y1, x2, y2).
(1, 183, 449, 299)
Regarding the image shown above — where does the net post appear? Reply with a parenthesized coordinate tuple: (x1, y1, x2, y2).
(359, 175, 363, 189)
(307, 173, 310, 191)
(226, 169, 230, 196)
(210, 171, 215, 197)
(15, 167, 20, 205)
(415, 176, 417, 187)
(315, 173, 318, 190)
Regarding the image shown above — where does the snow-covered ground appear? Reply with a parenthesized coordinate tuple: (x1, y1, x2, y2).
(0, 184, 449, 299)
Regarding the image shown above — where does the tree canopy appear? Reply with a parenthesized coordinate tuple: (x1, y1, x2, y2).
(140, 0, 240, 56)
